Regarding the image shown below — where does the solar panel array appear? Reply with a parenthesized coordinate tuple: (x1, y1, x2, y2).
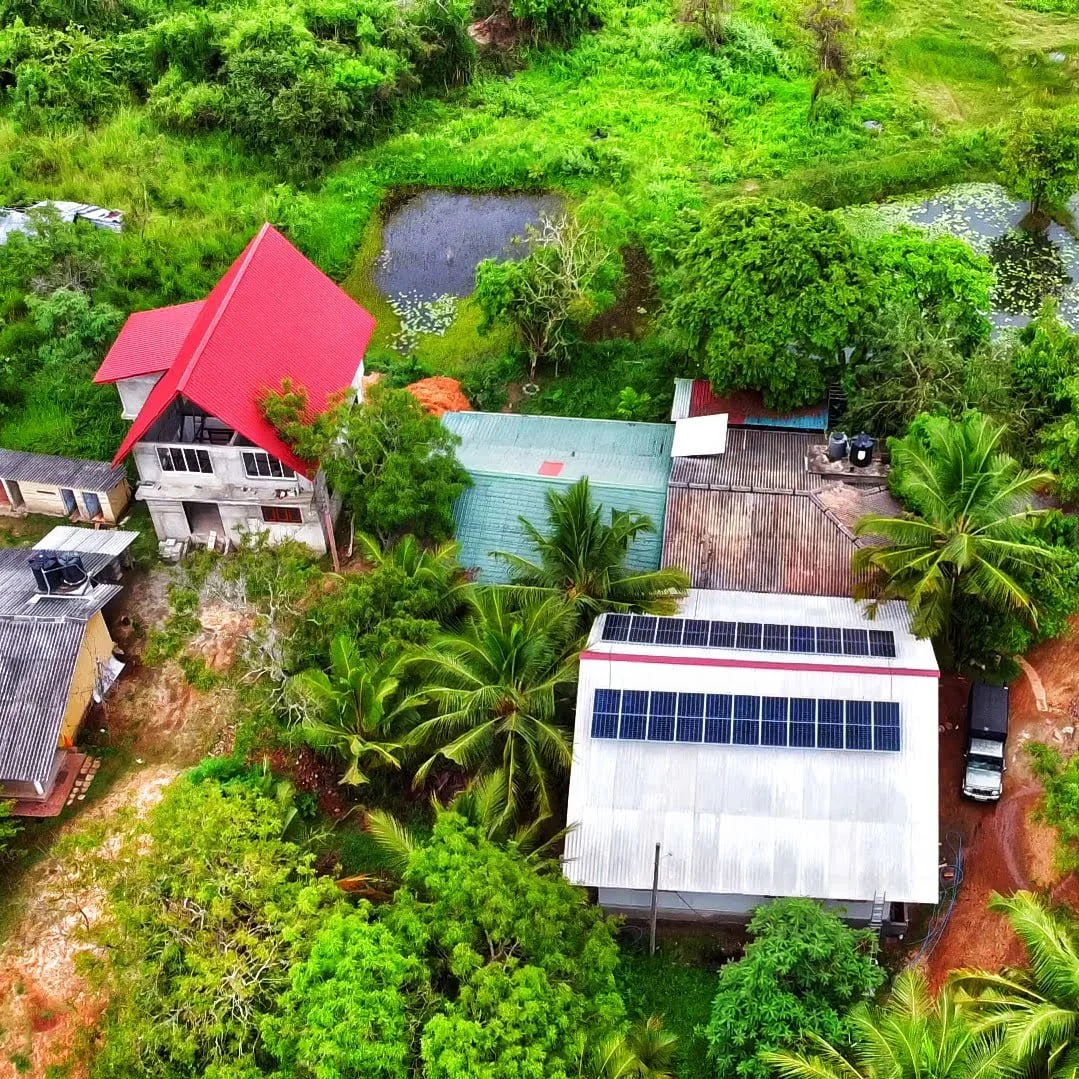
(601, 614, 896, 658)
(591, 689, 901, 752)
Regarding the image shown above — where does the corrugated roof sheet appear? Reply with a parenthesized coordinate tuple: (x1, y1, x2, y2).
(563, 588, 939, 905)
(444, 412, 674, 582)
(0, 549, 120, 619)
(670, 379, 829, 431)
(0, 449, 126, 492)
(100, 224, 376, 477)
(34, 526, 139, 559)
(662, 430, 898, 597)
(0, 619, 85, 784)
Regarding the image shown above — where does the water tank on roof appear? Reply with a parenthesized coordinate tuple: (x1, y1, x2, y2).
(850, 432, 875, 468)
(58, 552, 86, 585)
(28, 552, 65, 593)
(827, 431, 849, 460)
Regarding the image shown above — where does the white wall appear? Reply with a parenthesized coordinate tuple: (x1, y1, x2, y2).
(132, 441, 314, 498)
(144, 497, 327, 553)
(117, 375, 164, 420)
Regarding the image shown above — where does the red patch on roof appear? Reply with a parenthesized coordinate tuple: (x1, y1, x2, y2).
(98, 225, 376, 477)
(94, 300, 205, 382)
(688, 382, 822, 425)
(537, 460, 565, 477)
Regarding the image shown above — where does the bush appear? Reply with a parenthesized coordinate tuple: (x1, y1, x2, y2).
(705, 899, 884, 1078)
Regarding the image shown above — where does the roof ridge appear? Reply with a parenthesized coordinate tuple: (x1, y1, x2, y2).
(807, 489, 860, 544)
(174, 223, 272, 394)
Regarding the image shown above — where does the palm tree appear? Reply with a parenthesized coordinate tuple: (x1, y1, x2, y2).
(953, 890, 1079, 1078)
(493, 477, 690, 632)
(284, 634, 412, 786)
(853, 412, 1056, 664)
(355, 530, 472, 615)
(405, 589, 579, 825)
(766, 968, 1012, 1079)
(588, 1016, 678, 1079)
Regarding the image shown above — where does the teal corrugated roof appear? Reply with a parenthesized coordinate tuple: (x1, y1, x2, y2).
(443, 412, 674, 581)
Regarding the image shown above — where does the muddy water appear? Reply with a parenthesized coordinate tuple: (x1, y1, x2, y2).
(847, 183, 1079, 331)
(373, 190, 563, 302)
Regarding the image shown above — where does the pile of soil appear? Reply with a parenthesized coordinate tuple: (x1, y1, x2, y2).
(405, 376, 472, 416)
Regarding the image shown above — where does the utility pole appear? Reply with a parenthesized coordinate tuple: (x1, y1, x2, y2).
(649, 842, 660, 955)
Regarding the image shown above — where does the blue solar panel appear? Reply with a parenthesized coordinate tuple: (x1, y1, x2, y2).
(763, 624, 789, 651)
(709, 621, 736, 648)
(818, 699, 845, 748)
(761, 697, 789, 746)
(676, 693, 705, 742)
(620, 690, 649, 740)
(629, 616, 658, 643)
(790, 626, 816, 653)
(869, 630, 896, 658)
(648, 692, 676, 740)
(592, 689, 621, 738)
(816, 627, 843, 655)
(873, 701, 901, 751)
(655, 618, 685, 646)
(790, 698, 816, 746)
(683, 619, 710, 647)
(593, 690, 900, 753)
(733, 695, 761, 744)
(601, 614, 631, 642)
(843, 629, 869, 657)
(736, 623, 763, 649)
(705, 694, 733, 743)
(845, 700, 873, 750)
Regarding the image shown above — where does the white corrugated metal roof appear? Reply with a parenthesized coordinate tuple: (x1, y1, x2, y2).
(672, 414, 728, 458)
(35, 526, 139, 559)
(564, 589, 939, 905)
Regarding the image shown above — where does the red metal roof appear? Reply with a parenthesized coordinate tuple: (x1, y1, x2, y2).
(688, 382, 825, 427)
(94, 300, 205, 382)
(99, 225, 376, 477)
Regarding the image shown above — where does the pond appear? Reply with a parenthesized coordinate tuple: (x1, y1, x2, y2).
(846, 183, 1079, 331)
(373, 190, 564, 303)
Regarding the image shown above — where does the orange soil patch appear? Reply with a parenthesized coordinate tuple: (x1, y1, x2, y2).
(405, 376, 471, 417)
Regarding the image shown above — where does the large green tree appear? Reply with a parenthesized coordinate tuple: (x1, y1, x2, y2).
(494, 477, 690, 633)
(262, 380, 470, 545)
(704, 898, 885, 1079)
(1002, 106, 1079, 217)
(406, 589, 579, 825)
(854, 412, 1059, 669)
(664, 198, 875, 410)
(766, 969, 1010, 1079)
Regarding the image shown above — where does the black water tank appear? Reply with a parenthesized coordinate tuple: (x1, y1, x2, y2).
(850, 432, 875, 468)
(28, 552, 65, 593)
(827, 431, 849, 460)
(58, 552, 85, 585)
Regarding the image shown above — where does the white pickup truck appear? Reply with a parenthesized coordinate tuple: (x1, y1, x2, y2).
(962, 682, 1009, 802)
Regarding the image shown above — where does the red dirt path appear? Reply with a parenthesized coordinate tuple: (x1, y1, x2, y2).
(924, 622, 1079, 987)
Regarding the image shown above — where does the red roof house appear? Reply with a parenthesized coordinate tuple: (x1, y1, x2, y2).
(96, 224, 376, 477)
(95, 225, 375, 554)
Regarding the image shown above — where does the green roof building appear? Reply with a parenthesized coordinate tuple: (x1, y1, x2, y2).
(442, 411, 675, 582)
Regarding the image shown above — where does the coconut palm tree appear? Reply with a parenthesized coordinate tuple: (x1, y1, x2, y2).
(766, 968, 1012, 1079)
(355, 530, 472, 615)
(493, 477, 690, 632)
(587, 1015, 678, 1079)
(405, 589, 579, 825)
(284, 634, 412, 786)
(953, 890, 1079, 1078)
(853, 412, 1055, 664)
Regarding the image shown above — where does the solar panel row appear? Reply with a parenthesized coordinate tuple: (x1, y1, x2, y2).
(601, 614, 896, 658)
(591, 689, 901, 752)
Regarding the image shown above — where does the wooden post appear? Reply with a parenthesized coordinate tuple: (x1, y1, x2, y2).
(649, 842, 660, 955)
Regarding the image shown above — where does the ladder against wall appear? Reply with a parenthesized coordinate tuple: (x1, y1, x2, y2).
(869, 890, 887, 933)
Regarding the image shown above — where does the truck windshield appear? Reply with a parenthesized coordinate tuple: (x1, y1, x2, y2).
(969, 755, 1003, 772)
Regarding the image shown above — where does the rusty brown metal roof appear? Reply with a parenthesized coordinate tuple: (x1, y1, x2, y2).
(663, 430, 895, 597)
(670, 429, 823, 494)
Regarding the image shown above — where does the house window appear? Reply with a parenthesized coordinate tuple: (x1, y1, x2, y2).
(157, 446, 212, 474)
(243, 451, 295, 480)
(261, 505, 302, 524)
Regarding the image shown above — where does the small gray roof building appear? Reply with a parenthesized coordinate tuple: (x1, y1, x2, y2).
(0, 449, 127, 493)
(443, 412, 675, 581)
